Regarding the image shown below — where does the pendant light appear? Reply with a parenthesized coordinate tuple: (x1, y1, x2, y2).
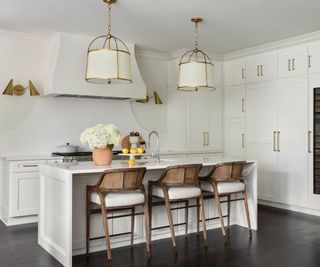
(86, 0, 132, 84)
(178, 17, 215, 91)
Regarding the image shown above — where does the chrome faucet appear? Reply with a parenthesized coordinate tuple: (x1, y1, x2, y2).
(148, 131, 160, 162)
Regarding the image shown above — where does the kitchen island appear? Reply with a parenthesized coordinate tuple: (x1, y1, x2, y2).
(38, 155, 257, 267)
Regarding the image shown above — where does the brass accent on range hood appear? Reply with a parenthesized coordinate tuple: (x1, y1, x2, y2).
(136, 91, 163, 105)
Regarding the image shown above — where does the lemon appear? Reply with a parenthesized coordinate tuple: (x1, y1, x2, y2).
(128, 159, 136, 166)
(130, 148, 137, 154)
(122, 148, 129, 154)
(137, 147, 144, 154)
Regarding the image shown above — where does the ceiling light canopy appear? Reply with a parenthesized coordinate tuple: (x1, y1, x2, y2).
(85, 0, 132, 84)
(178, 17, 215, 91)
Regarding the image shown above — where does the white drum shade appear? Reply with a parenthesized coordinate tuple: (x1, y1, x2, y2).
(178, 61, 214, 91)
(86, 48, 132, 84)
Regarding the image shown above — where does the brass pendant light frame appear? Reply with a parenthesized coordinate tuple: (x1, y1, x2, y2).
(178, 17, 215, 92)
(85, 0, 132, 84)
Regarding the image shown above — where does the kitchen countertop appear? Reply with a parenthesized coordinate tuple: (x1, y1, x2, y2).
(41, 155, 253, 174)
(1, 154, 64, 161)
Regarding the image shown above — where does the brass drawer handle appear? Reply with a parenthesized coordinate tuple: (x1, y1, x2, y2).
(257, 65, 260, 77)
(207, 132, 209, 146)
(292, 58, 295, 71)
(242, 98, 245, 113)
(308, 55, 311, 68)
(308, 130, 312, 153)
(203, 132, 206, 146)
(277, 131, 280, 152)
(288, 59, 291, 71)
(241, 68, 245, 79)
(242, 134, 245, 148)
(260, 65, 263, 76)
(273, 131, 276, 151)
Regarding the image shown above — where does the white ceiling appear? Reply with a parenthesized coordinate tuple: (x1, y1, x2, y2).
(2, 0, 320, 54)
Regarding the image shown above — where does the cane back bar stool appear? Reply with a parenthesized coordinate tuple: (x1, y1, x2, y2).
(199, 161, 252, 238)
(86, 167, 150, 261)
(148, 164, 207, 249)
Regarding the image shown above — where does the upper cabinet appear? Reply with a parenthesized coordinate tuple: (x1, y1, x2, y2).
(246, 52, 278, 83)
(278, 45, 308, 78)
(224, 59, 246, 86)
(308, 42, 320, 74)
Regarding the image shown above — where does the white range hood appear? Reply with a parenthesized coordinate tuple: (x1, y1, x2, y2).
(43, 32, 147, 99)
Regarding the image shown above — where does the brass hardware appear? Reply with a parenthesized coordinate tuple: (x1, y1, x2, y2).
(136, 91, 163, 104)
(2, 79, 40, 96)
(277, 131, 280, 152)
(242, 134, 245, 148)
(103, 0, 117, 4)
(241, 98, 245, 113)
(207, 132, 209, 146)
(191, 17, 203, 23)
(288, 59, 291, 71)
(260, 65, 263, 76)
(308, 55, 311, 68)
(292, 58, 295, 71)
(308, 130, 312, 153)
(241, 68, 245, 79)
(273, 131, 276, 151)
(257, 65, 260, 77)
(202, 133, 204, 146)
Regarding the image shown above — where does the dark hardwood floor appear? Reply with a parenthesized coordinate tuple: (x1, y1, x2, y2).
(1, 205, 320, 267)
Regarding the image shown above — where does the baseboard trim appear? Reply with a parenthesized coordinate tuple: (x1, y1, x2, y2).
(258, 200, 320, 217)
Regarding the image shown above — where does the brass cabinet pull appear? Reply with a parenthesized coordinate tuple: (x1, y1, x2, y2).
(242, 134, 245, 148)
(292, 58, 295, 70)
(260, 65, 263, 76)
(257, 65, 260, 77)
(273, 131, 276, 151)
(241, 68, 245, 79)
(277, 131, 280, 152)
(308, 130, 312, 153)
(288, 59, 291, 71)
(207, 132, 209, 146)
(241, 98, 245, 113)
(308, 55, 311, 68)
(203, 132, 206, 146)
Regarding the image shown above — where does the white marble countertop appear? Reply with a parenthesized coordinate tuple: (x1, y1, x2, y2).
(40, 155, 254, 174)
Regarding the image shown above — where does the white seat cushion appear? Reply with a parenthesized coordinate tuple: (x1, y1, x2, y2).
(201, 181, 245, 194)
(91, 191, 145, 207)
(152, 185, 201, 200)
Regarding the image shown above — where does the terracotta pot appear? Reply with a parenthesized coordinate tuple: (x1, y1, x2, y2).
(92, 147, 113, 165)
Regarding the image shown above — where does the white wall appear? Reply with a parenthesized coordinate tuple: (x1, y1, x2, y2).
(0, 31, 170, 156)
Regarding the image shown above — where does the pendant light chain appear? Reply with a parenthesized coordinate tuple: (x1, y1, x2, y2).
(107, 2, 112, 36)
(194, 21, 199, 51)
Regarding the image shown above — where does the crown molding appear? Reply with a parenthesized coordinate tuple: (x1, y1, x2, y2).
(224, 30, 320, 61)
(0, 29, 50, 43)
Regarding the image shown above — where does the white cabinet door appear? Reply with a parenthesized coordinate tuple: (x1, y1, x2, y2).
(207, 87, 222, 151)
(224, 118, 246, 159)
(213, 61, 223, 87)
(224, 85, 245, 118)
(246, 52, 277, 83)
(167, 86, 187, 150)
(277, 76, 308, 206)
(11, 172, 39, 217)
(278, 45, 308, 78)
(224, 59, 246, 86)
(308, 42, 320, 74)
(246, 81, 278, 201)
(187, 91, 208, 150)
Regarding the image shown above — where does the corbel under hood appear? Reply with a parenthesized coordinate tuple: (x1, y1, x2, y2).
(43, 32, 147, 99)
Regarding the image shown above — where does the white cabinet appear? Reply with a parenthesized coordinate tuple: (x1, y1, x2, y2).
(276, 76, 308, 206)
(246, 81, 278, 201)
(167, 86, 187, 150)
(246, 52, 278, 83)
(187, 88, 222, 151)
(308, 42, 320, 74)
(278, 45, 308, 78)
(224, 118, 246, 158)
(1, 157, 63, 225)
(224, 85, 245, 118)
(224, 59, 246, 86)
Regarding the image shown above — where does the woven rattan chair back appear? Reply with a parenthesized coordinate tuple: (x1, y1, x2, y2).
(209, 161, 246, 182)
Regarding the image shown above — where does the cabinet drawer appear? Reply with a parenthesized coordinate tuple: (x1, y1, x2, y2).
(11, 160, 46, 173)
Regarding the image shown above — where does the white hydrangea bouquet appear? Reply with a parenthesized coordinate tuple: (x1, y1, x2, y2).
(80, 124, 121, 149)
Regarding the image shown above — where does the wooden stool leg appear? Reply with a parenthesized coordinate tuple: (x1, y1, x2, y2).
(196, 198, 200, 235)
(243, 191, 252, 237)
(148, 183, 153, 241)
(227, 195, 231, 227)
(131, 207, 135, 247)
(199, 194, 208, 247)
(86, 189, 90, 255)
(213, 185, 227, 238)
(185, 200, 189, 235)
(143, 203, 151, 257)
(163, 192, 176, 248)
(99, 196, 112, 261)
